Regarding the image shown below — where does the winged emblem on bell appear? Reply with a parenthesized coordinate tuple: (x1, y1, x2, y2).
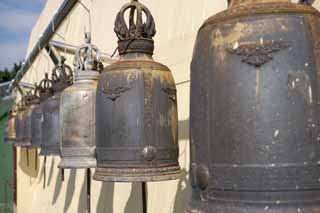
(228, 40, 291, 67)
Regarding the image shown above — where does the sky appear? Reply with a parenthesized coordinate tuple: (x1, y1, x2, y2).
(0, 0, 47, 70)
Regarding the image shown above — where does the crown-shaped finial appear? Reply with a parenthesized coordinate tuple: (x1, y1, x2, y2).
(38, 73, 53, 101)
(114, 0, 156, 55)
(73, 32, 103, 73)
(52, 57, 73, 92)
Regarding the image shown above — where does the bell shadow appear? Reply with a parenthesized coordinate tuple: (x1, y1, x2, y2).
(38, 155, 45, 184)
(47, 157, 55, 187)
(77, 172, 87, 213)
(18, 147, 38, 178)
(96, 182, 115, 213)
(179, 119, 189, 141)
(33, 148, 40, 174)
(64, 169, 77, 213)
(52, 169, 63, 205)
(172, 169, 191, 213)
(124, 183, 143, 213)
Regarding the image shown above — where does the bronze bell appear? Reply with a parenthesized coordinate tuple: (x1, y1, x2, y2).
(94, 0, 181, 182)
(5, 109, 17, 145)
(39, 59, 73, 156)
(59, 33, 102, 169)
(188, 0, 320, 212)
(15, 98, 31, 147)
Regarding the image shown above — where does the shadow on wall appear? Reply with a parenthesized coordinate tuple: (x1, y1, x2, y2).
(179, 119, 189, 141)
(124, 183, 142, 213)
(173, 119, 191, 212)
(96, 182, 115, 213)
(64, 169, 77, 213)
(52, 168, 63, 205)
(78, 171, 88, 213)
(172, 168, 191, 213)
(47, 157, 55, 187)
(18, 148, 39, 178)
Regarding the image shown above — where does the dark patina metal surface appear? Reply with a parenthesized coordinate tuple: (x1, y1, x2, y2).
(188, 0, 320, 212)
(59, 33, 101, 169)
(40, 58, 73, 156)
(94, 0, 181, 182)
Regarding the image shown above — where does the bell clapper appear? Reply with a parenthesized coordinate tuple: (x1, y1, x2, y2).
(35, 149, 38, 171)
(86, 168, 91, 213)
(26, 148, 29, 167)
(43, 155, 47, 189)
(142, 182, 147, 213)
(61, 169, 65, 182)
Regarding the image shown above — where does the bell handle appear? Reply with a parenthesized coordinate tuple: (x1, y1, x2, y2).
(115, 0, 156, 41)
(74, 42, 101, 71)
(52, 57, 73, 83)
(39, 73, 52, 91)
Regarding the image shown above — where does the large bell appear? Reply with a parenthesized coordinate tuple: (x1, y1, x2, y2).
(39, 59, 73, 156)
(94, 0, 180, 182)
(188, 0, 320, 212)
(59, 33, 102, 169)
(5, 109, 17, 145)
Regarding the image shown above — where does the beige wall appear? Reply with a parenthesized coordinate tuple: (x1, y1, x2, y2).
(18, 0, 320, 212)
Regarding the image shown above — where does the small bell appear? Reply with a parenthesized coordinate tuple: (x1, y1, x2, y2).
(94, 0, 181, 182)
(59, 33, 102, 169)
(39, 61, 73, 156)
(15, 97, 31, 147)
(23, 88, 40, 148)
(4, 109, 17, 145)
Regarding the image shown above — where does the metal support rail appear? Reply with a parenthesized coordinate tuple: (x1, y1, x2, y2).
(6, 0, 79, 95)
(49, 40, 118, 64)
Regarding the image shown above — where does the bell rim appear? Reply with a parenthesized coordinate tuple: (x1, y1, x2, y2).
(58, 157, 97, 169)
(93, 166, 182, 182)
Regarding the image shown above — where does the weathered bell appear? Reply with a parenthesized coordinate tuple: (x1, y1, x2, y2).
(188, 0, 320, 212)
(59, 33, 102, 169)
(94, 0, 180, 182)
(39, 58, 73, 156)
(23, 89, 40, 147)
(15, 98, 31, 147)
(5, 109, 17, 145)
(14, 107, 23, 145)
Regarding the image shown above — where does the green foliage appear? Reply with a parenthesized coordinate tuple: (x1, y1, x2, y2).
(0, 62, 21, 83)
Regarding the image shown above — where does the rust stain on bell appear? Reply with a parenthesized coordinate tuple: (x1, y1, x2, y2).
(188, 0, 320, 212)
(94, 0, 181, 182)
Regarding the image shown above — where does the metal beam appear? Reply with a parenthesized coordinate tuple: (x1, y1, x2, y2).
(45, 45, 60, 65)
(6, 0, 78, 95)
(49, 40, 118, 64)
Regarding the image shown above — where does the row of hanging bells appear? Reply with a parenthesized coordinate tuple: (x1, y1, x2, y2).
(5, 0, 181, 182)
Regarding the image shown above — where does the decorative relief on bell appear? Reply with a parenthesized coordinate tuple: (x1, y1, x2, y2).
(142, 146, 157, 161)
(227, 40, 291, 67)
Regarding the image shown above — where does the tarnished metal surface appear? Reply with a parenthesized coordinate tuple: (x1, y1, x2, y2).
(94, 0, 180, 182)
(14, 98, 31, 147)
(4, 111, 16, 145)
(22, 89, 40, 148)
(40, 58, 73, 156)
(31, 104, 42, 148)
(188, 0, 320, 212)
(59, 33, 101, 169)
